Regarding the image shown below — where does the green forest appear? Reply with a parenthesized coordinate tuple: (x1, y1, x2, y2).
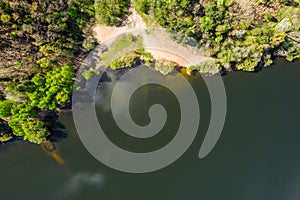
(97, 0, 299, 73)
(0, 0, 299, 144)
(0, 0, 96, 143)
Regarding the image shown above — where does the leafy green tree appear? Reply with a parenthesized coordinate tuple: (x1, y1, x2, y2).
(0, 100, 13, 118)
(132, 0, 151, 14)
(5, 103, 49, 144)
(94, 0, 130, 26)
(22, 120, 49, 144)
(0, 0, 96, 144)
(28, 64, 74, 110)
(0, 14, 10, 23)
(132, 0, 299, 73)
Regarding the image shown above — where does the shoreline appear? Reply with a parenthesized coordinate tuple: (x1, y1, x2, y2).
(92, 4, 299, 75)
(92, 6, 213, 69)
(1, 57, 298, 146)
(0, 0, 299, 146)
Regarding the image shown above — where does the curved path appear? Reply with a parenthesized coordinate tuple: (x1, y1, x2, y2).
(92, 6, 212, 67)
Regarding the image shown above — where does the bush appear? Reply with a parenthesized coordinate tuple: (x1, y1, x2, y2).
(154, 60, 177, 75)
(94, 0, 130, 26)
(110, 52, 139, 70)
(0, 100, 13, 118)
(0, 14, 10, 23)
(132, 0, 151, 14)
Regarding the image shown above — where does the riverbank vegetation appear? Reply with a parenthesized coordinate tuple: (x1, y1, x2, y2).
(0, 0, 96, 143)
(100, 33, 179, 74)
(132, 0, 299, 74)
(100, 34, 144, 66)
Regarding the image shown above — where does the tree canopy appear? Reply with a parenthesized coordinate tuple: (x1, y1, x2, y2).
(0, 0, 96, 143)
(132, 0, 300, 73)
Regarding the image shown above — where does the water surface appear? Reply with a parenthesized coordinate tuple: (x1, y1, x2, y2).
(1, 60, 300, 200)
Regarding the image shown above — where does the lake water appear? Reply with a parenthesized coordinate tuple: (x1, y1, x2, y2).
(1, 60, 300, 200)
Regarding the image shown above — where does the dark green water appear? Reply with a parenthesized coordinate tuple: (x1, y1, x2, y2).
(1, 60, 300, 200)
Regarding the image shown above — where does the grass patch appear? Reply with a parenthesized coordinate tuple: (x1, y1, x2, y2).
(100, 34, 144, 66)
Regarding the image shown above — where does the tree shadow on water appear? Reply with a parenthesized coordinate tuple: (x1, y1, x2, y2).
(41, 111, 68, 143)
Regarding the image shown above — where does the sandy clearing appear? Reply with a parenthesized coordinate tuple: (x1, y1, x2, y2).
(92, 6, 212, 68)
(93, 6, 146, 43)
(146, 49, 212, 67)
(142, 28, 212, 67)
(147, 49, 191, 67)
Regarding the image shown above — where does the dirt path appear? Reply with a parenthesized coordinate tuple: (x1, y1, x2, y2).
(92, 6, 212, 67)
(142, 28, 212, 67)
(93, 6, 146, 43)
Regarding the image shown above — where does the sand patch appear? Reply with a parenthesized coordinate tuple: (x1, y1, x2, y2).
(92, 7, 212, 68)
